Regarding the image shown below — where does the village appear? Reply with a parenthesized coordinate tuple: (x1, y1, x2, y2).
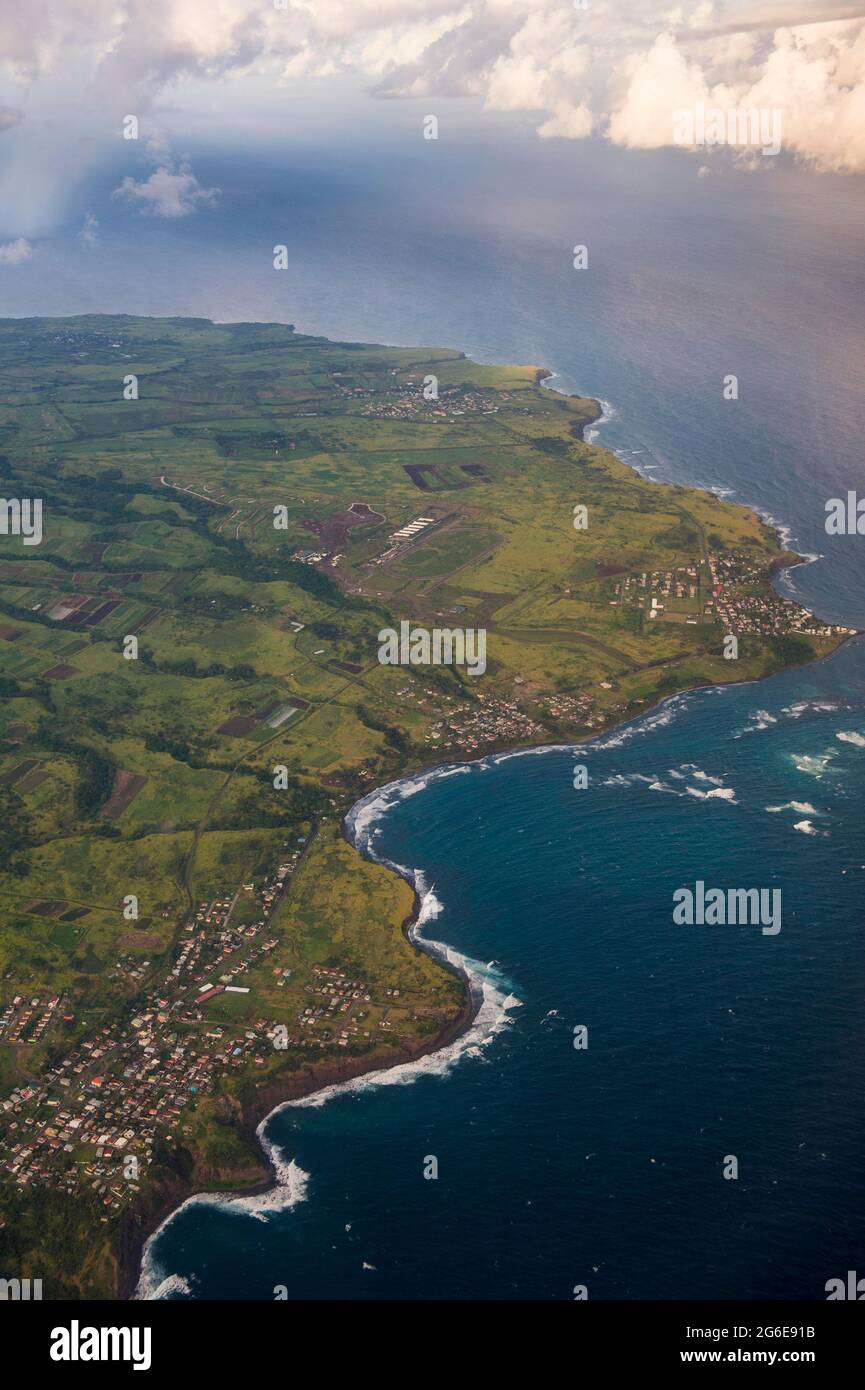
(708, 551, 857, 638)
(615, 554, 856, 639)
(0, 858, 301, 1211)
(0, 826, 437, 1214)
(425, 695, 545, 753)
(0, 847, 337, 1206)
(358, 375, 503, 422)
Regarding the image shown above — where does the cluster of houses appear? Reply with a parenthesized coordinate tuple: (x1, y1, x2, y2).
(294, 966, 414, 1050)
(0, 994, 66, 1045)
(0, 1013, 280, 1206)
(539, 690, 606, 729)
(295, 964, 377, 1049)
(0, 858, 306, 1208)
(709, 551, 857, 637)
(359, 377, 500, 422)
(617, 565, 709, 623)
(426, 693, 545, 752)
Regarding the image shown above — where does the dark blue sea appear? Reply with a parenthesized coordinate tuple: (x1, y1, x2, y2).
(55, 122, 861, 1302)
(139, 642, 865, 1300)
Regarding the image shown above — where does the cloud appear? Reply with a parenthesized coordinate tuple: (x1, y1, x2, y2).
(0, 238, 33, 266)
(606, 17, 865, 170)
(3, 2, 865, 173)
(607, 32, 713, 150)
(112, 161, 220, 218)
(78, 212, 99, 247)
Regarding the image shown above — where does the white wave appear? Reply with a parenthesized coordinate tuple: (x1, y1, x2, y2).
(483, 741, 575, 767)
(218, 1143, 309, 1222)
(790, 751, 836, 778)
(765, 801, 819, 815)
(134, 1142, 310, 1299)
(140, 1273, 194, 1301)
(347, 769, 449, 852)
(793, 819, 821, 836)
(781, 699, 842, 720)
(583, 397, 614, 442)
(601, 771, 655, 788)
(601, 770, 683, 796)
(683, 766, 725, 785)
(135, 1228, 190, 1302)
(783, 701, 810, 718)
(285, 875, 520, 1110)
(758, 510, 797, 552)
(740, 709, 778, 734)
(757, 506, 820, 567)
(582, 693, 692, 750)
(414, 872, 443, 925)
(686, 785, 737, 802)
(836, 730, 865, 748)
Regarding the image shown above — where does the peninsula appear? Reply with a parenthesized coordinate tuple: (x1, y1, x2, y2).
(0, 316, 851, 1297)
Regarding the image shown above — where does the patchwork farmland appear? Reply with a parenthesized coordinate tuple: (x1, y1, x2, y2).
(0, 316, 848, 1296)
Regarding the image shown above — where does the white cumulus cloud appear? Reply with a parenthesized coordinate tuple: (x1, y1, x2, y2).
(112, 162, 220, 218)
(1, 1, 865, 174)
(0, 237, 33, 266)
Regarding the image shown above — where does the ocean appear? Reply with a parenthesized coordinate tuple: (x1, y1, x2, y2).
(45, 122, 862, 1301)
(138, 640, 865, 1300)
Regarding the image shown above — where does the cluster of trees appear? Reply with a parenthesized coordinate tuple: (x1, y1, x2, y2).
(151, 655, 257, 681)
(0, 786, 32, 875)
(0, 1184, 109, 1299)
(142, 729, 216, 768)
(768, 633, 815, 668)
(36, 729, 115, 818)
(355, 703, 411, 755)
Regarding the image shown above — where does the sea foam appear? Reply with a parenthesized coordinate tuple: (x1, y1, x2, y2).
(686, 785, 737, 802)
(282, 870, 521, 1110)
(134, 1139, 310, 1298)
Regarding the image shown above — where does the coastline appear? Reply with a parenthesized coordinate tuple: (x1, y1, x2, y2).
(120, 374, 856, 1301)
(120, 879, 480, 1301)
(123, 629, 861, 1301)
(117, 378, 605, 1300)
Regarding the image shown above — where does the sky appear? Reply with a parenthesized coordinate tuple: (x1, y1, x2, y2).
(0, 0, 863, 259)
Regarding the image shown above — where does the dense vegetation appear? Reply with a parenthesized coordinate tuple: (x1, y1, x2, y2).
(0, 315, 844, 1296)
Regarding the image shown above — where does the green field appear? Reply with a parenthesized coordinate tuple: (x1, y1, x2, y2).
(0, 315, 847, 1297)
